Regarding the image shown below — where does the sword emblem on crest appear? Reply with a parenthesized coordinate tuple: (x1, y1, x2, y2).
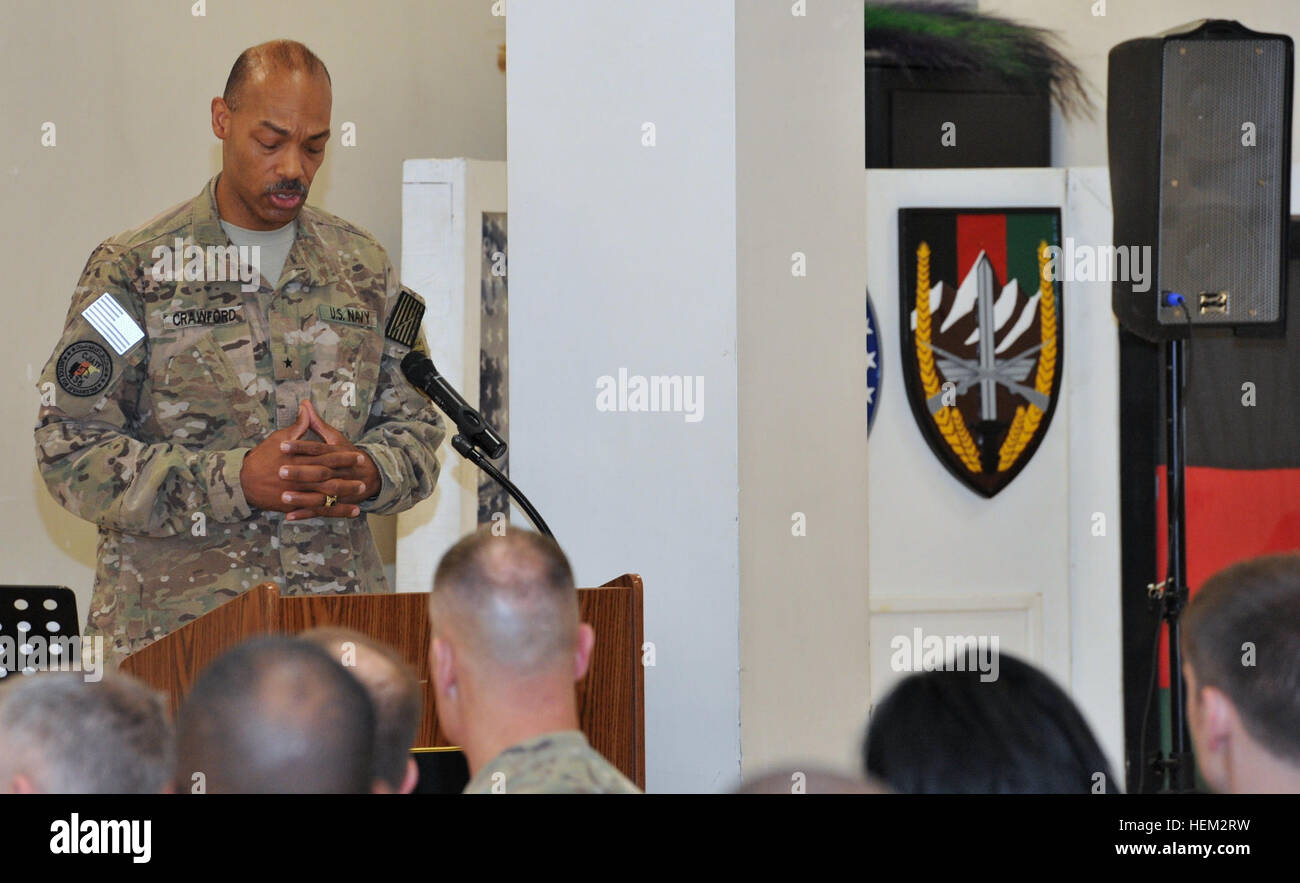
(900, 209, 1063, 497)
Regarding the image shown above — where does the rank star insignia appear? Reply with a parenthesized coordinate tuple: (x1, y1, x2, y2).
(284, 357, 293, 368)
(898, 208, 1064, 497)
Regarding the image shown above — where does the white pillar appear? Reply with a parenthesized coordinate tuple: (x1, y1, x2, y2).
(735, 0, 870, 780)
(507, 0, 868, 792)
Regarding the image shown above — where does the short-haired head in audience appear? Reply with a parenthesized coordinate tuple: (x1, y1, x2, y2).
(430, 527, 590, 752)
(736, 766, 891, 794)
(175, 635, 381, 793)
(863, 651, 1115, 794)
(430, 525, 639, 793)
(1181, 553, 1300, 794)
(0, 671, 173, 794)
(301, 626, 422, 793)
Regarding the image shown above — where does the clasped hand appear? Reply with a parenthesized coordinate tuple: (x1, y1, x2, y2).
(239, 399, 381, 521)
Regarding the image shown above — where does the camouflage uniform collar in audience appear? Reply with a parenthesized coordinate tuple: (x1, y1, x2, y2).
(487, 729, 590, 764)
(464, 729, 639, 795)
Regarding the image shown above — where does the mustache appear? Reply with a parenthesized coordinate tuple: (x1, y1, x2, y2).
(266, 181, 305, 195)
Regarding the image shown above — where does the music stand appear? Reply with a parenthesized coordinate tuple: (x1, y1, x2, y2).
(0, 586, 81, 681)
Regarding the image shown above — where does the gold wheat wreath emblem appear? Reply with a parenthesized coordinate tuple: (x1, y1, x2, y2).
(913, 240, 1057, 474)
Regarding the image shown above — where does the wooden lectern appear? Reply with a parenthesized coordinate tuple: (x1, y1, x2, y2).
(121, 574, 645, 789)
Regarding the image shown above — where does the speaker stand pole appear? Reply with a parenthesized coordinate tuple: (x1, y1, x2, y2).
(1154, 337, 1195, 792)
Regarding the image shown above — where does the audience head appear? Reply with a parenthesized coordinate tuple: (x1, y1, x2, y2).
(736, 766, 891, 794)
(1181, 553, 1300, 793)
(175, 635, 379, 793)
(301, 626, 422, 793)
(863, 650, 1115, 793)
(0, 671, 173, 793)
(428, 526, 594, 748)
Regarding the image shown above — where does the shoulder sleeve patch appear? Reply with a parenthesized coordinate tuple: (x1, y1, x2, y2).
(55, 340, 114, 397)
(384, 287, 426, 349)
(81, 292, 144, 356)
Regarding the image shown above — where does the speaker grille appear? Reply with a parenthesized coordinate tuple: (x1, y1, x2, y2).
(1158, 38, 1287, 326)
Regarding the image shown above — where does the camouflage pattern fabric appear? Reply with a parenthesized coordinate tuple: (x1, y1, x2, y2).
(462, 730, 642, 794)
(35, 176, 447, 668)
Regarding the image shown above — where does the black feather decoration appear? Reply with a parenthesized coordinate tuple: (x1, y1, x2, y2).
(865, 1, 1093, 120)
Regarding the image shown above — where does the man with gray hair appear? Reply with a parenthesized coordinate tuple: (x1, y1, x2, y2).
(0, 672, 173, 793)
(300, 626, 422, 793)
(429, 526, 640, 794)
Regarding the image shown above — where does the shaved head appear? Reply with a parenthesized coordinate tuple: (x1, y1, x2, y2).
(429, 528, 596, 774)
(176, 636, 375, 793)
(431, 527, 579, 674)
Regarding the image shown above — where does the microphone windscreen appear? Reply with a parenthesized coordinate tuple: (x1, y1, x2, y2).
(401, 351, 437, 388)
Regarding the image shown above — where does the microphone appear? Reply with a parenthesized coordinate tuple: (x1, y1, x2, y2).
(400, 351, 507, 460)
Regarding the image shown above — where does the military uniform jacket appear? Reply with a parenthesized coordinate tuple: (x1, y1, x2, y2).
(462, 730, 642, 794)
(35, 176, 446, 667)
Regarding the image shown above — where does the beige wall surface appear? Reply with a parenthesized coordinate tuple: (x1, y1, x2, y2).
(0, 0, 504, 622)
(737, 0, 870, 780)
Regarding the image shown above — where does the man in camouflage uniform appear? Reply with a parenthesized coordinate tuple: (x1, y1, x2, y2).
(429, 527, 641, 794)
(35, 41, 445, 668)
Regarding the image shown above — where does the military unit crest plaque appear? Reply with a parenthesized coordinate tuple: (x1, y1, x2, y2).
(897, 208, 1064, 497)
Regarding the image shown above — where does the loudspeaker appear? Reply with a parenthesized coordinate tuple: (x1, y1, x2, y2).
(1108, 20, 1292, 341)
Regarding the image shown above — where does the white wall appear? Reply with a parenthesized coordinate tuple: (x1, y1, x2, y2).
(507, 0, 741, 793)
(981, 0, 1300, 167)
